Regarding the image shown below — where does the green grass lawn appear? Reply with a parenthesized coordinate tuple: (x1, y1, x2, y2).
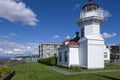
(9, 62, 110, 80)
(99, 72, 120, 79)
(53, 62, 120, 72)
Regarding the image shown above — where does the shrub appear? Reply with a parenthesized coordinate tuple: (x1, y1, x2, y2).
(37, 57, 57, 66)
(105, 62, 120, 69)
(70, 65, 83, 71)
(0, 65, 10, 77)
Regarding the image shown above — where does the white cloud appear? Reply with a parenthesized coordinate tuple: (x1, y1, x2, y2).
(101, 32, 117, 38)
(0, 41, 39, 55)
(73, 4, 80, 10)
(0, 33, 17, 40)
(97, 8, 111, 20)
(53, 35, 60, 39)
(0, 0, 38, 26)
(9, 33, 17, 37)
(66, 36, 71, 39)
(4, 50, 13, 54)
(0, 48, 3, 52)
(13, 48, 22, 52)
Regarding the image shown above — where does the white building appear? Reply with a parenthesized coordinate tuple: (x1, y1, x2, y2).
(104, 45, 110, 61)
(39, 43, 62, 58)
(58, 0, 110, 69)
(58, 32, 80, 67)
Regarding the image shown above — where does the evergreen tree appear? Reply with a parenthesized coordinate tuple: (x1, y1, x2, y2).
(110, 46, 119, 54)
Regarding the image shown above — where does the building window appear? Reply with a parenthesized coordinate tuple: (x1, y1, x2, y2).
(81, 28, 84, 38)
(46, 46, 50, 49)
(47, 53, 49, 57)
(54, 53, 57, 57)
(116, 55, 120, 59)
(59, 52, 62, 62)
(54, 45, 57, 48)
(104, 52, 107, 58)
(64, 51, 68, 62)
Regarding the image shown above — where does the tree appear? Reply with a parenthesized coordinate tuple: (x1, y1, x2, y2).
(110, 53, 116, 59)
(110, 46, 119, 54)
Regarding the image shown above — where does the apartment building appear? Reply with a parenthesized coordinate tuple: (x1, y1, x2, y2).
(39, 43, 62, 58)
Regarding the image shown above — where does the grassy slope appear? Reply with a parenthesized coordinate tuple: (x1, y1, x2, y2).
(53, 62, 120, 72)
(10, 62, 109, 80)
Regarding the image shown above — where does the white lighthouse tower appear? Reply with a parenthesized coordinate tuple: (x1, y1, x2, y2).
(77, 0, 105, 69)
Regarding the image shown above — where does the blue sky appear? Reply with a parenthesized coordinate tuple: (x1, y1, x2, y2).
(0, 0, 120, 55)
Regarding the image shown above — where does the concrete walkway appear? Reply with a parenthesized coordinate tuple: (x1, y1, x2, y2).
(47, 66, 120, 75)
(47, 66, 71, 75)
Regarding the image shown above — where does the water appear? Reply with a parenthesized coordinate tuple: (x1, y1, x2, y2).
(0, 56, 10, 60)
(0, 54, 15, 60)
(0, 53, 39, 62)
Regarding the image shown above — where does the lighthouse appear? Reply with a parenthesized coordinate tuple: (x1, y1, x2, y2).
(57, 0, 110, 69)
(77, 0, 105, 69)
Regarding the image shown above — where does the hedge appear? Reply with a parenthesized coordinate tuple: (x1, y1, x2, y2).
(37, 57, 57, 66)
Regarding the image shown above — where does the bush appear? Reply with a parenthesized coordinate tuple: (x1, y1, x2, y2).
(70, 65, 79, 69)
(105, 62, 120, 69)
(37, 57, 57, 66)
(70, 65, 83, 71)
(0, 65, 10, 77)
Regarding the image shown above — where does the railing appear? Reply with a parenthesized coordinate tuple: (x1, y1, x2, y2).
(0, 70, 15, 80)
(80, 10, 104, 19)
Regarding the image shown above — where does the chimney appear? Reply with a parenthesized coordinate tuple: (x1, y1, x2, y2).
(71, 32, 80, 42)
(76, 32, 79, 37)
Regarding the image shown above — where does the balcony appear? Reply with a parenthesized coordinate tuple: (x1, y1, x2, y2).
(80, 10, 104, 19)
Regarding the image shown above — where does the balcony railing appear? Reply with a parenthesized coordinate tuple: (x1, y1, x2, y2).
(80, 10, 104, 19)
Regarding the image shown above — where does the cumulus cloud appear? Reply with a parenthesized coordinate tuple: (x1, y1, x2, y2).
(101, 32, 117, 38)
(0, 41, 39, 55)
(53, 35, 60, 39)
(66, 36, 71, 39)
(9, 33, 17, 36)
(73, 4, 80, 10)
(0, 33, 17, 40)
(97, 8, 111, 20)
(0, 0, 38, 26)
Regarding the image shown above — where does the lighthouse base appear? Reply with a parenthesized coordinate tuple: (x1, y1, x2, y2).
(79, 37, 104, 69)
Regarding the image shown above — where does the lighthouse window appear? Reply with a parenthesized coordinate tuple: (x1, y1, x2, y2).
(91, 6, 97, 10)
(81, 28, 84, 38)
